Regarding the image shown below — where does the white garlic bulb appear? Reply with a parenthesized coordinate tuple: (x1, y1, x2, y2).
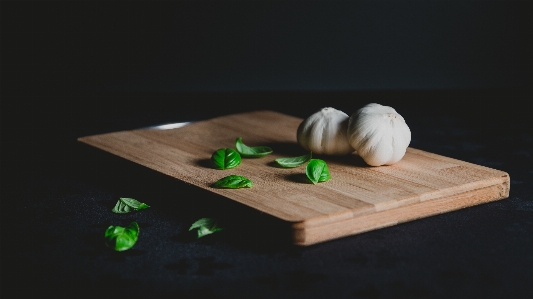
(347, 103, 411, 166)
(297, 107, 355, 155)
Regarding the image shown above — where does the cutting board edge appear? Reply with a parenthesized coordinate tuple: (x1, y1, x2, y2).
(290, 176, 510, 246)
(292, 171, 510, 228)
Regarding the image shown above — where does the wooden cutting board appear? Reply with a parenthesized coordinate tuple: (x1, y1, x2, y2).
(78, 110, 510, 245)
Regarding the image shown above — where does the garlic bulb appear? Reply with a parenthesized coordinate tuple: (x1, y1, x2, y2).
(347, 103, 411, 166)
(297, 107, 355, 155)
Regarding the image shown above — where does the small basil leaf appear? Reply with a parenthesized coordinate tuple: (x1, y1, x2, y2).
(112, 200, 133, 214)
(189, 218, 223, 238)
(235, 137, 273, 158)
(189, 218, 213, 230)
(275, 152, 312, 168)
(112, 198, 150, 213)
(104, 222, 140, 251)
(137, 203, 150, 210)
(212, 175, 253, 189)
(211, 148, 241, 170)
(305, 159, 331, 184)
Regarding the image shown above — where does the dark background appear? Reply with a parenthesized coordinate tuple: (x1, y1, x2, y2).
(1, 1, 532, 298)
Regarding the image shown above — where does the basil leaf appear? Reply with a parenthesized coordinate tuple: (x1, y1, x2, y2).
(211, 148, 241, 170)
(112, 197, 150, 214)
(213, 175, 253, 189)
(189, 218, 223, 238)
(235, 137, 273, 158)
(275, 152, 312, 168)
(112, 200, 133, 213)
(306, 159, 331, 184)
(104, 222, 140, 251)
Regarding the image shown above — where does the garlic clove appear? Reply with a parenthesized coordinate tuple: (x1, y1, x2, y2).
(297, 107, 355, 155)
(347, 103, 411, 166)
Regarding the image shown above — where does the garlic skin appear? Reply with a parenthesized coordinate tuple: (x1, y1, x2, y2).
(347, 103, 411, 166)
(297, 107, 355, 155)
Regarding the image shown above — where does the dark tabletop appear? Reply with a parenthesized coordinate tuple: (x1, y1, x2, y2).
(1, 1, 532, 299)
(2, 91, 532, 299)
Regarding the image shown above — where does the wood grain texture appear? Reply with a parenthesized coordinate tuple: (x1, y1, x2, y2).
(78, 110, 510, 245)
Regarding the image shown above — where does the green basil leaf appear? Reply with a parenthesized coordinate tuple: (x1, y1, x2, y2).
(189, 218, 222, 238)
(306, 159, 331, 184)
(112, 200, 133, 214)
(112, 197, 150, 214)
(189, 218, 213, 230)
(104, 222, 140, 251)
(212, 175, 253, 189)
(137, 203, 150, 210)
(235, 137, 273, 158)
(275, 152, 312, 168)
(211, 148, 241, 170)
